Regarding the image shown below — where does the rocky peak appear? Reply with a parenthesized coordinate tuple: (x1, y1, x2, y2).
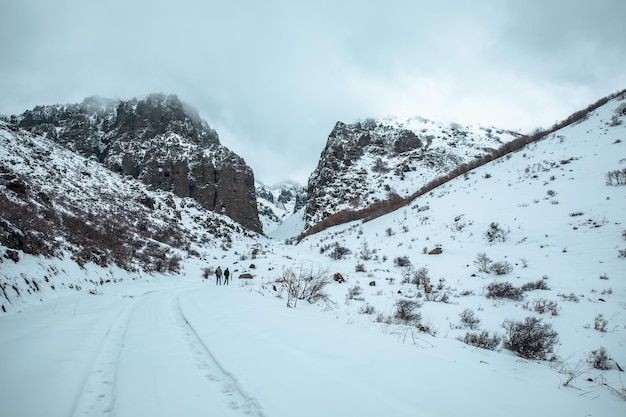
(304, 117, 518, 229)
(16, 94, 262, 233)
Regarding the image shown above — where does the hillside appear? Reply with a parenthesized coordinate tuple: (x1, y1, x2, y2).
(1, 92, 625, 416)
(14, 94, 262, 233)
(0, 119, 258, 305)
(303, 117, 520, 229)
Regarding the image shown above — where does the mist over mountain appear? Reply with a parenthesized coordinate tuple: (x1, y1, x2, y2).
(14, 93, 262, 233)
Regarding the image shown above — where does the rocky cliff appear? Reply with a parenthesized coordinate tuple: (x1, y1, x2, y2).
(16, 94, 262, 233)
(304, 117, 520, 229)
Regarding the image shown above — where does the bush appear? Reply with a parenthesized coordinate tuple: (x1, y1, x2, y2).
(411, 266, 430, 287)
(474, 252, 492, 273)
(459, 308, 480, 329)
(523, 297, 559, 316)
(490, 261, 512, 275)
(328, 243, 351, 260)
(485, 282, 524, 301)
(485, 222, 509, 244)
(594, 314, 608, 332)
(358, 303, 376, 314)
(521, 279, 551, 291)
(394, 256, 411, 267)
(346, 284, 364, 301)
(462, 330, 501, 351)
(589, 347, 612, 370)
(282, 266, 333, 308)
(394, 299, 421, 323)
(502, 317, 559, 360)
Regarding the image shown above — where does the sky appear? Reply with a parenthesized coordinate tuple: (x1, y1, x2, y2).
(1, 0, 626, 184)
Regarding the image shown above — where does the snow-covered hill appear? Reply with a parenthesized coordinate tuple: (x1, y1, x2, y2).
(15, 94, 263, 233)
(0, 119, 259, 311)
(1, 91, 625, 416)
(303, 117, 521, 230)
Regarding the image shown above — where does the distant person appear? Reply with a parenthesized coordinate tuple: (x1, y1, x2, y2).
(215, 266, 223, 285)
(224, 268, 230, 285)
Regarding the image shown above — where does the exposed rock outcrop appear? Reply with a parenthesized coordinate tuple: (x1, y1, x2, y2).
(304, 117, 519, 230)
(16, 94, 262, 233)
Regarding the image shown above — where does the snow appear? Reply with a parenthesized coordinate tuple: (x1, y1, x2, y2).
(1, 96, 626, 416)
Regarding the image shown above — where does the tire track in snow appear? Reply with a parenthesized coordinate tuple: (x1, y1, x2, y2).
(172, 293, 266, 417)
(70, 291, 153, 417)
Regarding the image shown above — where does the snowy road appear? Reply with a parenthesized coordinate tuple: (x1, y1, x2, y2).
(1, 282, 265, 417)
(1, 278, 623, 417)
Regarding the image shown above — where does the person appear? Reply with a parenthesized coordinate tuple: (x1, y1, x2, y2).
(215, 266, 222, 285)
(224, 268, 230, 285)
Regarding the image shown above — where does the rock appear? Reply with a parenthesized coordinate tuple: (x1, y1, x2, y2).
(428, 247, 443, 255)
(369, 280, 376, 286)
(239, 273, 253, 279)
(333, 273, 345, 283)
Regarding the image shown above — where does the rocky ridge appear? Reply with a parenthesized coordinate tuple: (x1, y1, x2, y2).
(15, 94, 262, 233)
(304, 117, 520, 229)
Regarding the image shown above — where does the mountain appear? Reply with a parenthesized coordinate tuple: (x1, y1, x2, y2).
(303, 117, 521, 231)
(256, 181, 306, 235)
(15, 94, 262, 233)
(0, 118, 258, 274)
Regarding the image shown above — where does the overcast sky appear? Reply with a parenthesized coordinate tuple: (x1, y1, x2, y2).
(1, 1, 625, 185)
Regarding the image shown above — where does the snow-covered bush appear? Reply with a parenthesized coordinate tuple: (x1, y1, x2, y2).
(594, 314, 608, 332)
(490, 261, 512, 275)
(358, 303, 376, 315)
(346, 284, 364, 301)
(394, 256, 411, 267)
(589, 347, 612, 370)
(394, 299, 421, 323)
(523, 297, 559, 316)
(461, 330, 501, 351)
(485, 282, 524, 301)
(327, 243, 351, 260)
(502, 317, 559, 360)
(282, 266, 332, 308)
(485, 222, 509, 244)
(521, 279, 551, 291)
(459, 308, 480, 329)
(474, 252, 492, 273)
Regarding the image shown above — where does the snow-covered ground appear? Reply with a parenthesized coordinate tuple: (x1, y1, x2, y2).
(1, 96, 626, 416)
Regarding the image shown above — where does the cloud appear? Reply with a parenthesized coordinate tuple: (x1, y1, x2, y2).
(1, 1, 625, 184)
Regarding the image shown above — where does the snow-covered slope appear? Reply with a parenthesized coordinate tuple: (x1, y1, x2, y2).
(256, 181, 306, 235)
(0, 120, 258, 311)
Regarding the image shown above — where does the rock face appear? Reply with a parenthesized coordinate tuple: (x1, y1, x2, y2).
(17, 94, 262, 233)
(304, 117, 519, 229)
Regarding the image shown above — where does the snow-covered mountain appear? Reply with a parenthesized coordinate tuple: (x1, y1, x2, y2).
(303, 117, 521, 230)
(256, 181, 306, 235)
(14, 94, 262, 233)
(0, 118, 259, 282)
(1, 90, 625, 417)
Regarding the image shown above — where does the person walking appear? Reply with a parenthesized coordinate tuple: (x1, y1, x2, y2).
(224, 268, 230, 285)
(215, 266, 223, 285)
